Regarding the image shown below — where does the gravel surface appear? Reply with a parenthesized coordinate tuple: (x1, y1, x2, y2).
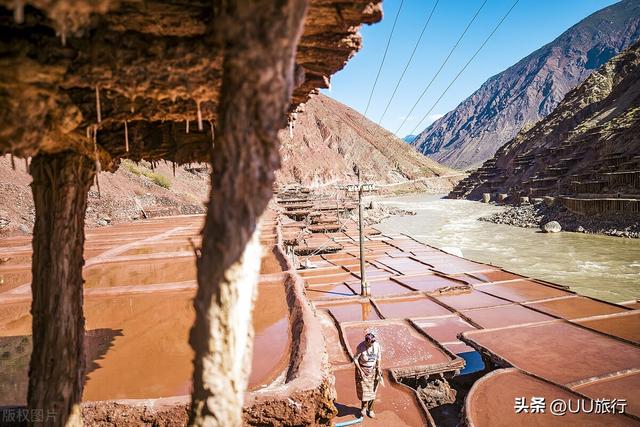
(480, 202, 639, 238)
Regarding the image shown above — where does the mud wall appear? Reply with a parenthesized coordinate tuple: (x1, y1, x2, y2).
(560, 196, 640, 215)
(243, 224, 336, 426)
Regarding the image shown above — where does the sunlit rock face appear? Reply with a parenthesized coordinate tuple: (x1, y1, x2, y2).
(412, 0, 640, 170)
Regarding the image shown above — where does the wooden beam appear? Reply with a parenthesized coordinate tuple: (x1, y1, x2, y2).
(189, 0, 309, 425)
(28, 151, 95, 426)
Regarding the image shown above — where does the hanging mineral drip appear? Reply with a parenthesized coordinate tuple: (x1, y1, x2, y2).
(196, 101, 203, 131)
(124, 120, 129, 152)
(13, 0, 24, 24)
(60, 30, 66, 47)
(92, 126, 102, 198)
(95, 86, 102, 124)
(172, 161, 176, 177)
(209, 121, 215, 148)
(186, 120, 190, 134)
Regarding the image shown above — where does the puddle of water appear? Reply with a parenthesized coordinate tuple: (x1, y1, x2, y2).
(83, 257, 197, 288)
(377, 194, 640, 302)
(249, 281, 290, 390)
(458, 351, 485, 375)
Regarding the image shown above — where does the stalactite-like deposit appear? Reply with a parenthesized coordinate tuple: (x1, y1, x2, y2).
(13, 0, 24, 24)
(96, 86, 102, 124)
(91, 125, 102, 198)
(197, 101, 203, 131)
(124, 120, 129, 152)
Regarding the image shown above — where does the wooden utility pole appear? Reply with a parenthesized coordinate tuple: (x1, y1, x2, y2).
(347, 169, 376, 297)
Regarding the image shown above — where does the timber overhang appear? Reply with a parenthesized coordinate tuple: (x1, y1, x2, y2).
(0, 0, 382, 170)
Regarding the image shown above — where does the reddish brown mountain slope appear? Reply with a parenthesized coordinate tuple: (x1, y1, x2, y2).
(277, 94, 457, 186)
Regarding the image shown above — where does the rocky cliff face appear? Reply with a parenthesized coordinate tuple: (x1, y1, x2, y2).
(450, 40, 640, 205)
(277, 94, 457, 186)
(411, 0, 640, 170)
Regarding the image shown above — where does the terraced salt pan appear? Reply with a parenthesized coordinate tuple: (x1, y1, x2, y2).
(462, 321, 640, 386)
(342, 322, 453, 371)
(465, 368, 637, 426)
(475, 279, 573, 302)
(0, 216, 291, 405)
(332, 367, 430, 426)
(373, 296, 452, 320)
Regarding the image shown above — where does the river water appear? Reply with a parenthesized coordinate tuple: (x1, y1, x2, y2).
(376, 193, 640, 303)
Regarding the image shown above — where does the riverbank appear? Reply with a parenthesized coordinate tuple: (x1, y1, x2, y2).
(375, 193, 640, 303)
(479, 201, 639, 239)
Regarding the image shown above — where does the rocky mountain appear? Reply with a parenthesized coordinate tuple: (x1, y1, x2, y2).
(450, 40, 640, 208)
(412, 0, 640, 170)
(276, 94, 458, 186)
(0, 95, 458, 236)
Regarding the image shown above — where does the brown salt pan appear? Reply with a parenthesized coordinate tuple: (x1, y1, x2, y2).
(343, 322, 452, 370)
(462, 321, 640, 386)
(465, 368, 638, 427)
(83, 257, 197, 288)
(524, 296, 629, 320)
(434, 290, 511, 311)
(475, 279, 573, 303)
(346, 278, 414, 297)
(573, 371, 640, 417)
(468, 270, 525, 282)
(374, 256, 432, 275)
(332, 367, 428, 427)
(460, 304, 555, 329)
(304, 283, 356, 301)
(374, 296, 453, 320)
(248, 280, 290, 390)
(413, 316, 477, 344)
(301, 272, 355, 286)
(392, 273, 467, 293)
(330, 301, 381, 323)
(575, 311, 640, 344)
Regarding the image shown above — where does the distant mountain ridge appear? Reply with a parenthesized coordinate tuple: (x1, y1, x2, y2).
(449, 39, 640, 203)
(276, 94, 457, 187)
(411, 0, 640, 170)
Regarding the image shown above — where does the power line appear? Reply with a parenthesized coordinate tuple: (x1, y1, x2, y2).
(378, 0, 440, 125)
(363, 0, 405, 116)
(394, 0, 488, 135)
(408, 0, 521, 138)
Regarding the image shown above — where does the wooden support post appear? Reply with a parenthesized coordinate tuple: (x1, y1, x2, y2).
(189, 1, 308, 425)
(28, 151, 95, 427)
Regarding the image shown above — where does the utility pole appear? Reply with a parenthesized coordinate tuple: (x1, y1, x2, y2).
(347, 169, 376, 297)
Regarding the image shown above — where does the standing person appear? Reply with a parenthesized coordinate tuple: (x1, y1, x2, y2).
(353, 331, 383, 418)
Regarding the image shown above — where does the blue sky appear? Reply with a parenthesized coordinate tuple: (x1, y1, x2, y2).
(321, 0, 619, 137)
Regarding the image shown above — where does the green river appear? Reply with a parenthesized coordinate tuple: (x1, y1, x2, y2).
(376, 193, 640, 303)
